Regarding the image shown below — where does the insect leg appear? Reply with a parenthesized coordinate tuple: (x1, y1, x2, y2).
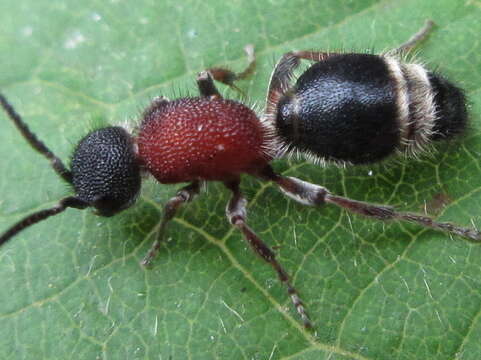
(224, 179, 312, 329)
(268, 173, 481, 242)
(389, 19, 435, 55)
(141, 181, 201, 266)
(196, 71, 222, 98)
(205, 44, 256, 94)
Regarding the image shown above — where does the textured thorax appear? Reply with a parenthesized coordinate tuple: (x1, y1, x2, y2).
(137, 97, 270, 183)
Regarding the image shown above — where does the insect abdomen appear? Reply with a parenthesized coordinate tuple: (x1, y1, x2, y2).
(275, 53, 467, 164)
(427, 72, 467, 140)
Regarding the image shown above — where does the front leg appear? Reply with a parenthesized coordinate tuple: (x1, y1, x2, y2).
(141, 181, 201, 266)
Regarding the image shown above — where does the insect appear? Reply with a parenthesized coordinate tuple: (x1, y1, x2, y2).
(0, 21, 478, 329)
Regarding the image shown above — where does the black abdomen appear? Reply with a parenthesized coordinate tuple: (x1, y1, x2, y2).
(276, 53, 400, 164)
(275, 53, 467, 165)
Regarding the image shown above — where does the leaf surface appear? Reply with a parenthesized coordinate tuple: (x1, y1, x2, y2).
(1, 0, 481, 359)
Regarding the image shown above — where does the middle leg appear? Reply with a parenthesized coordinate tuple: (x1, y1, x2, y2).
(224, 179, 312, 328)
(206, 44, 256, 94)
(197, 71, 222, 98)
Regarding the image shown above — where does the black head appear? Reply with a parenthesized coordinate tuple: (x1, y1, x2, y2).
(0, 93, 141, 246)
(71, 126, 141, 217)
(0, 94, 143, 245)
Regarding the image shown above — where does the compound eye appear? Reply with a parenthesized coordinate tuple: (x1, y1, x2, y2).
(71, 126, 141, 216)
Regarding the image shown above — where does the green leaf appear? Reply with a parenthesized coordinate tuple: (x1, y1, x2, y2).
(1, 0, 481, 359)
